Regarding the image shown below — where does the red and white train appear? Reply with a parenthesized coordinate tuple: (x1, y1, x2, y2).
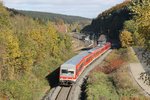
(59, 42, 111, 85)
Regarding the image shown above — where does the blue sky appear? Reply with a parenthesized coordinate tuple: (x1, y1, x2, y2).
(3, 0, 124, 18)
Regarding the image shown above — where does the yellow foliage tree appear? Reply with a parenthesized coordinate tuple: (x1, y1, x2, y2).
(133, 31, 145, 46)
(120, 30, 133, 47)
(131, 0, 150, 51)
(0, 29, 21, 80)
(0, 4, 73, 99)
(129, 0, 150, 85)
(0, 3, 9, 27)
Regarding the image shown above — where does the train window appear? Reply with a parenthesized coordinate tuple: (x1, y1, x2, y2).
(77, 63, 84, 73)
(86, 56, 92, 62)
(61, 69, 68, 74)
(96, 52, 99, 55)
(68, 71, 74, 75)
(61, 69, 74, 76)
(81, 63, 84, 68)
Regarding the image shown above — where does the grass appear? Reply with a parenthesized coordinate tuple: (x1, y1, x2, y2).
(87, 72, 119, 100)
(86, 48, 149, 100)
(127, 47, 139, 63)
(111, 66, 141, 98)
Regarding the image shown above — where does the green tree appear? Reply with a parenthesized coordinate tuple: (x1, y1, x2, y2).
(123, 20, 137, 33)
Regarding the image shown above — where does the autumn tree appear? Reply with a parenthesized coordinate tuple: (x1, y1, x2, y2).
(128, 0, 150, 85)
(0, 4, 73, 99)
(120, 30, 133, 47)
(0, 28, 21, 80)
(123, 20, 145, 46)
(0, 3, 9, 27)
(130, 0, 150, 50)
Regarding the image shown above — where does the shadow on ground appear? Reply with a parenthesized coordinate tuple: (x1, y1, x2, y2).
(80, 77, 88, 100)
(45, 67, 60, 88)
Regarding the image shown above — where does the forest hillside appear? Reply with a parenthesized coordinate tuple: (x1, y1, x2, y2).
(81, 1, 132, 42)
(0, 3, 74, 100)
(9, 9, 91, 24)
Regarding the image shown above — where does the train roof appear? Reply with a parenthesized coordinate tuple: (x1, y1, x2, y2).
(61, 51, 90, 69)
(61, 45, 103, 69)
(88, 46, 102, 53)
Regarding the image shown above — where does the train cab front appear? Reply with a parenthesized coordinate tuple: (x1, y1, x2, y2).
(59, 68, 76, 86)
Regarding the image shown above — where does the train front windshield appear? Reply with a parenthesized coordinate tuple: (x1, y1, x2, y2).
(61, 69, 74, 76)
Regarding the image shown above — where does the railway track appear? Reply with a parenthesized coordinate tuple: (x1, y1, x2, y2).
(55, 86, 72, 100)
(46, 85, 76, 100)
(43, 50, 112, 100)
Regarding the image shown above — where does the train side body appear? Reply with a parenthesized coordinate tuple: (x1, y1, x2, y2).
(59, 42, 111, 85)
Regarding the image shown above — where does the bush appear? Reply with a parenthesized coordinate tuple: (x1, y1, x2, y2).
(87, 72, 119, 100)
(0, 74, 48, 100)
(100, 58, 124, 74)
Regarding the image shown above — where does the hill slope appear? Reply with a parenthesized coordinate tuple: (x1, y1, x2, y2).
(0, 3, 74, 100)
(13, 10, 91, 24)
(81, 1, 132, 42)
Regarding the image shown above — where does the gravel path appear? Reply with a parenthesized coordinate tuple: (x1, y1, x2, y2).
(129, 47, 150, 96)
